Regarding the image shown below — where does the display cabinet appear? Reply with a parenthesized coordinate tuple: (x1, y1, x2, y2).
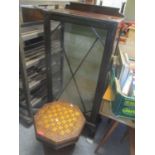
(42, 2, 124, 126)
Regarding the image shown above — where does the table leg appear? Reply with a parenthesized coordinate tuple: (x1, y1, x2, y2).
(95, 120, 119, 153)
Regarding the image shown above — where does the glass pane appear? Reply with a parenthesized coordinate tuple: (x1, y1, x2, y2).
(59, 79, 84, 111)
(57, 23, 107, 113)
(75, 40, 104, 112)
(49, 21, 107, 113)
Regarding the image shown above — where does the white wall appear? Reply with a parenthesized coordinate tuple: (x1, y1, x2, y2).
(96, 0, 135, 21)
(124, 0, 135, 21)
(96, 0, 127, 10)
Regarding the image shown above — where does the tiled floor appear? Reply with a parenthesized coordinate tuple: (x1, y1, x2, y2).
(19, 117, 130, 155)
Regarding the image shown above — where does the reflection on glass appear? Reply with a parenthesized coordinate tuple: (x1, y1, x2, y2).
(57, 23, 107, 113)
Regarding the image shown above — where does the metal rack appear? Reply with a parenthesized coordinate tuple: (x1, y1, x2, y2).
(19, 21, 63, 125)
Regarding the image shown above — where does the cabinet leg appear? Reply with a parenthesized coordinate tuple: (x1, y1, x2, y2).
(95, 120, 119, 153)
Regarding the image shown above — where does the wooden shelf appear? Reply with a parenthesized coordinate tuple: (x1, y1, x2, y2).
(100, 100, 135, 128)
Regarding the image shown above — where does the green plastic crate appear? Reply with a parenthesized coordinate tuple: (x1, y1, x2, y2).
(111, 77, 135, 120)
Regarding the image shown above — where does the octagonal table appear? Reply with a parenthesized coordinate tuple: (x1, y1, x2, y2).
(34, 101, 85, 149)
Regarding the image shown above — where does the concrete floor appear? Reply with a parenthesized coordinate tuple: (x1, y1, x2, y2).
(19, 117, 130, 155)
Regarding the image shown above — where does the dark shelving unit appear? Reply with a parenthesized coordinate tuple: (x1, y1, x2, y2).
(19, 13, 63, 125)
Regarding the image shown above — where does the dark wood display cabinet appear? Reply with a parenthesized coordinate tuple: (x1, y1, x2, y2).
(42, 2, 124, 129)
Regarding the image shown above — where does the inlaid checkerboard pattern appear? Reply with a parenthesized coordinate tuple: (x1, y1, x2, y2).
(34, 101, 85, 145)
